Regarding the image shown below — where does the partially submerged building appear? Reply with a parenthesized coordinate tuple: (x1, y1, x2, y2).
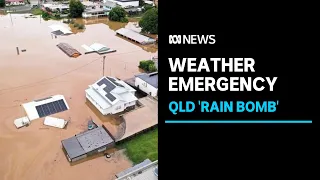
(82, 1, 117, 18)
(85, 76, 138, 115)
(115, 159, 158, 180)
(135, 72, 158, 97)
(22, 95, 69, 121)
(116, 28, 156, 45)
(62, 125, 115, 162)
(57, 43, 82, 58)
(5, 0, 25, 6)
(106, 0, 139, 8)
(49, 24, 73, 35)
(81, 43, 116, 54)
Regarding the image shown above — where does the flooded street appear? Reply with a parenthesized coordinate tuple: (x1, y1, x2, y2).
(0, 14, 157, 180)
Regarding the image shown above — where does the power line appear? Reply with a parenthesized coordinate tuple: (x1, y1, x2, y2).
(0, 49, 144, 94)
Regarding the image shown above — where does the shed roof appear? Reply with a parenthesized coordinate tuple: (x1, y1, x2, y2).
(57, 43, 81, 57)
(62, 126, 115, 159)
(62, 136, 86, 159)
(49, 24, 72, 35)
(116, 28, 155, 44)
(135, 72, 158, 88)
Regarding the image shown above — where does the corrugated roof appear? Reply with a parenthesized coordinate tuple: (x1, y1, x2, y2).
(135, 72, 158, 88)
(77, 126, 114, 153)
(116, 28, 155, 44)
(62, 136, 86, 159)
(116, 159, 152, 177)
(57, 43, 81, 57)
(62, 126, 115, 159)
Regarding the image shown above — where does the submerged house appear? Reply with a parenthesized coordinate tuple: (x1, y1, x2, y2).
(116, 28, 156, 45)
(135, 72, 158, 97)
(85, 76, 138, 115)
(82, 1, 117, 18)
(106, 0, 139, 8)
(57, 43, 81, 58)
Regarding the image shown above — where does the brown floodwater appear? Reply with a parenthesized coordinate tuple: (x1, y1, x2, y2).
(65, 17, 158, 53)
(0, 14, 157, 180)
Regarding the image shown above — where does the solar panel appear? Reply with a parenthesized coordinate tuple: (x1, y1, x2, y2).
(96, 77, 118, 102)
(36, 99, 68, 118)
(107, 77, 124, 87)
(105, 93, 116, 102)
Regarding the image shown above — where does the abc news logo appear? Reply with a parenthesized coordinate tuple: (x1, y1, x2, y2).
(169, 35, 216, 44)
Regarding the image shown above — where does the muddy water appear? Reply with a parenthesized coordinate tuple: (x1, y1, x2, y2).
(66, 17, 158, 53)
(0, 14, 156, 180)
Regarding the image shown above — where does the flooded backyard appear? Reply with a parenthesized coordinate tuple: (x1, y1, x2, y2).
(0, 14, 157, 180)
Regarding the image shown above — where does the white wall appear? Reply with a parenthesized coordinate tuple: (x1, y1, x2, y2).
(135, 77, 158, 97)
(86, 92, 136, 115)
(86, 93, 105, 115)
(109, 0, 139, 8)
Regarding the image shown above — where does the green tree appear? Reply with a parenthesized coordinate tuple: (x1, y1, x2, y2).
(148, 64, 157, 72)
(108, 6, 128, 22)
(0, 0, 5, 8)
(139, 60, 157, 72)
(139, 8, 158, 34)
(42, 11, 50, 20)
(69, 0, 84, 18)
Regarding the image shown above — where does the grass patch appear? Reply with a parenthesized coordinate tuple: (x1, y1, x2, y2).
(119, 128, 158, 164)
(31, 8, 42, 15)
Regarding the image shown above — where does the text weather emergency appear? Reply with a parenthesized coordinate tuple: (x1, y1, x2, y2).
(168, 58, 278, 92)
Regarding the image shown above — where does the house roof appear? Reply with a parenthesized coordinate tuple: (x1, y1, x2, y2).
(90, 43, 110, 52)
(116, 28, 155, 44)
(62, 126, 114, 159)
(116, 159, 152, 178)
(116, 160, 158, 180)
(22, 95, 69, 121)
(5, 0, 24, 2)
(49, 24, 72, 34)
(102, 1, 117, 7)
(135, 72, 158, 88)
(86, 76, 137, 108)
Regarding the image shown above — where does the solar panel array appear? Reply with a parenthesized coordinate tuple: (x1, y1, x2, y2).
(97, 78, 117, 102)
(35, 99, 68, 118)
(107, 77, 124, 87)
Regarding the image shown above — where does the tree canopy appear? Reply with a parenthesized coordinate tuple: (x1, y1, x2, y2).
(69, 0, 84, 18)
(139, 8, 158, 34)
(108, 6, 128, 23)
(0, 0, 5, 8)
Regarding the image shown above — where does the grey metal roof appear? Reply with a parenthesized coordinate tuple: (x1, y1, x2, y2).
(116, 159, 152, 178)
(116, 28, 155, 44)
(97, 77, 117, 102)
(62, 126, 114, 159)
(62, 136, 86, 159)
(77, 126, 114, 153)
(135, 72, 158, 88)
